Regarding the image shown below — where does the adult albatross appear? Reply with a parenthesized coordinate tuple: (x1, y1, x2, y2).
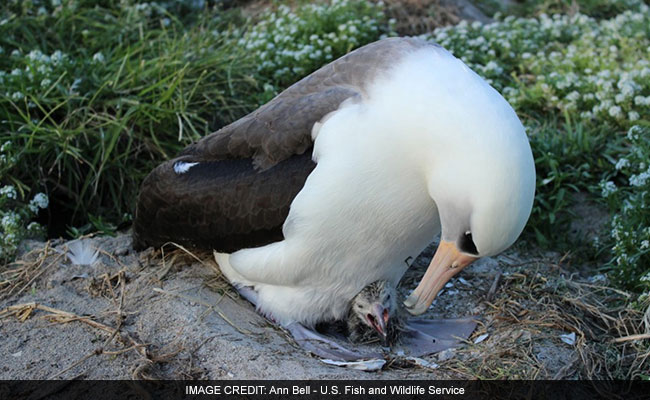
(134, 37, 535, 354)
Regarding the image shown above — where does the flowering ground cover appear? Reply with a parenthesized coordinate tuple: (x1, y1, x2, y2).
(0, 0, 648, 345)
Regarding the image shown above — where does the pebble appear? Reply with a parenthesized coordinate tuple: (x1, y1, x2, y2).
(437, 348, 456, 362)
(474, 333, 489, 344)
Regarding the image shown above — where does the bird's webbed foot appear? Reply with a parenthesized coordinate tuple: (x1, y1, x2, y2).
(398, 317, 477, 357)
(285, 322, 384, 362)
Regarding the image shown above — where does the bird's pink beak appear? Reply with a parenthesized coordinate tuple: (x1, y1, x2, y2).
(404, 240, 478, 315)
(367, 303, 390, 345)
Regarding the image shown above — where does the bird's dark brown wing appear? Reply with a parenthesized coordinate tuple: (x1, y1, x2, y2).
(132, 38, 431, 251)
(132, 152, 315, 251)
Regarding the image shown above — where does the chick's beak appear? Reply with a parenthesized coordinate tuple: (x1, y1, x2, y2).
(404, 240, 477, 315)
(368, 303, 389, 345)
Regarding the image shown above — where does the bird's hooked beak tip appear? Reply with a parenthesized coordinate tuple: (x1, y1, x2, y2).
(403, 293, 428, 315)
(404, 240, 477, 315)
(369, 303, 389, 342)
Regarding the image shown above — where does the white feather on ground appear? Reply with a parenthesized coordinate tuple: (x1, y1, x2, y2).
(66, 240, 100, 266)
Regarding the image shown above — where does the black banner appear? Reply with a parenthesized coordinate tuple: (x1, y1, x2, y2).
(2, 380, 649, 400)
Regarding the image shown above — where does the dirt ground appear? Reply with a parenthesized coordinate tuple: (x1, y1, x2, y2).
(2, 231, 646, 380)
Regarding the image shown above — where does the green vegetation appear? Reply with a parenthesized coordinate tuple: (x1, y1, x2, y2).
(0, 181, 47, 260)
(601, 125, 650, 292)
(503, 0, 645, 19)
(1, 0, 648, 294)
(0, 0, 261, 246)
(239, 1, 393, 91)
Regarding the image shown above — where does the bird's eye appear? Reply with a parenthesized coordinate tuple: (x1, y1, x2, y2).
(459, 231, 478, 255)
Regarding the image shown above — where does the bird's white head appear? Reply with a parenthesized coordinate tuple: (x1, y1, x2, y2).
(403, 56, 536, 315)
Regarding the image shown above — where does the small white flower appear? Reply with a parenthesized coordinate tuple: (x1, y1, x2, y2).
(27, 222, 41, 232)
(601, 181, 617, 197)
(484, 60, 502, 74)
(70, 78, 82, 93)
(51, 50, 63, 64)
(11, 92, 24, 101)
(92, 52, 105, 64)
(566, 91, 580, 102)
(630, 171, 650, 187)
(608, 106, 622, 118)
(1, 212, 20, 229)
(0, 185, 16, 200)
(30, 192, 49, 210)
(615, 158, 630, 170)
(628, 111, 639, 121)
(627, 125, 642, 140)
(4, 232, 17, 245)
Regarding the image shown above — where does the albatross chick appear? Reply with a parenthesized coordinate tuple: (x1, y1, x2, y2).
(347, 281, 405, 346)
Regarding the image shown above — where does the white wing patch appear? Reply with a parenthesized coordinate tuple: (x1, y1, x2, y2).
(173, 161, 199, 174)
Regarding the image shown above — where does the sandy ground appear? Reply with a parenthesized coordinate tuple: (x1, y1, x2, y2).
(1, 232, 597, 380)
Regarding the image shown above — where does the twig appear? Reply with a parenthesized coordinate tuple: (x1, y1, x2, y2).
(10, 242, 62, 298)
(1, 302, 148, 357)
(48, 349, 101, 380)
(157, 242, 209, 280)
(101, 271, 128, 349)
(98, 247, 131, 270)
(161, 242, 207, 265)
(486, 271, 502, 301)
(568, 281, 632, 298)
(612, 333, 650, 343)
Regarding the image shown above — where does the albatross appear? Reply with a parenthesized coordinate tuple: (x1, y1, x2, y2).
(133, 37, 535, 358)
